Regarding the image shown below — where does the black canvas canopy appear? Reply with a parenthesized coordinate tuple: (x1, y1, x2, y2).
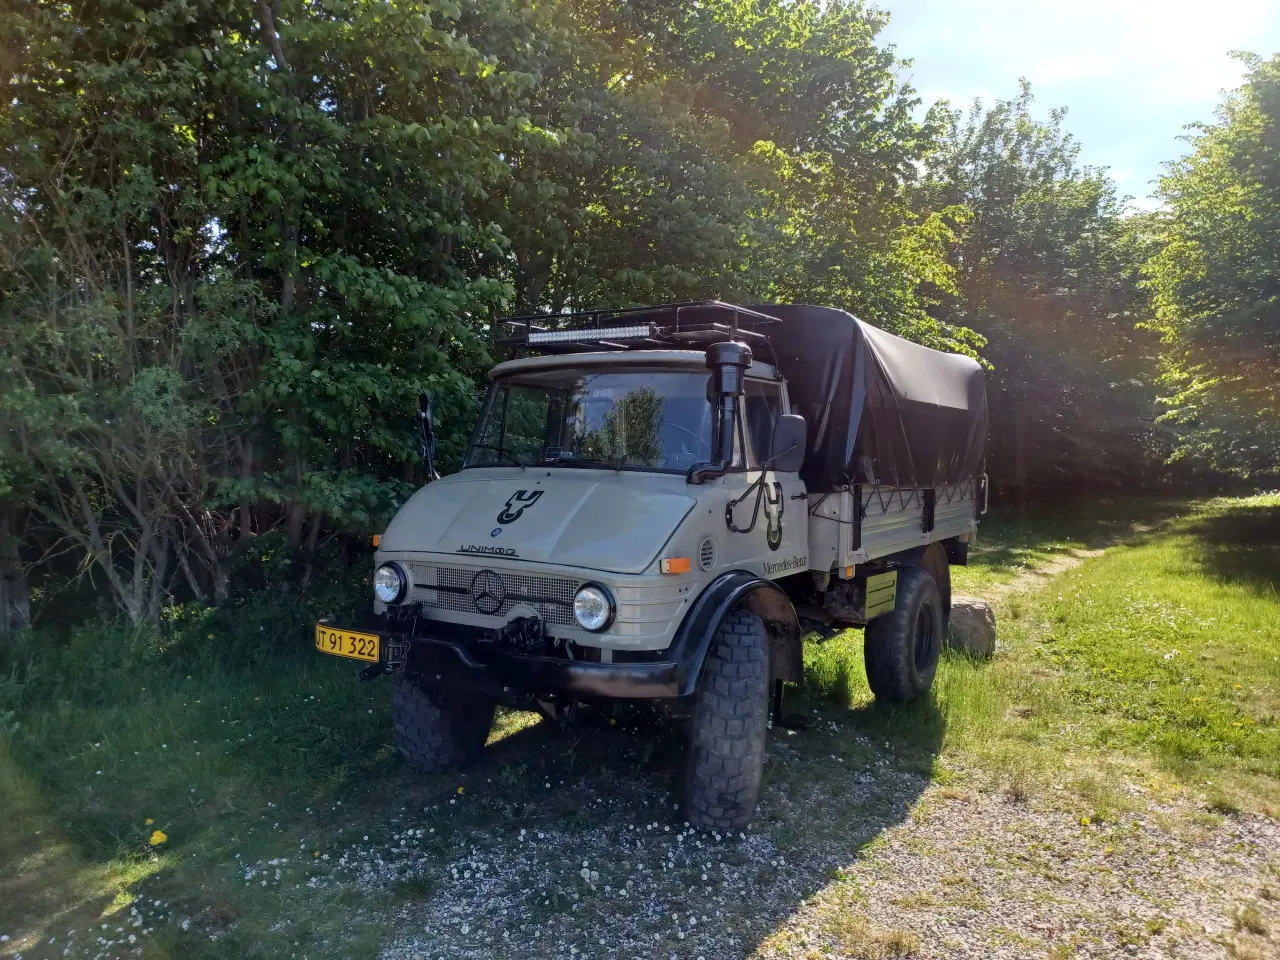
(752, 304, 987, 492)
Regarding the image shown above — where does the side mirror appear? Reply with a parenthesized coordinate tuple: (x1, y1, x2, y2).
(419, 392, 439, 481)
(770, 414, 807, 473)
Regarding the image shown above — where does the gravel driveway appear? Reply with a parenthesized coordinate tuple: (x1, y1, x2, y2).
(222, 720, 1277, 960)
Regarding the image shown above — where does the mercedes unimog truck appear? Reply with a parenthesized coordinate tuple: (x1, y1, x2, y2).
(315, 302, 988, 829)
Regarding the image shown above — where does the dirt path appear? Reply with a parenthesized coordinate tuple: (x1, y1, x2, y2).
(975, 520, 1167, 605)
(756, 779, 1279, 959)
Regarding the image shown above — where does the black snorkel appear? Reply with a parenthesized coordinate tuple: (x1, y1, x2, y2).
(687, 341, 752, 484)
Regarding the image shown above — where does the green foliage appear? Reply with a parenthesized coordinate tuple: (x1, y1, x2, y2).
(920, 81, 1168, 493)
(1, 0, 987, 622)
(1, 0, 526, 619)
(1144, 54, 1280, 478)
(0, 0, 1268, 626)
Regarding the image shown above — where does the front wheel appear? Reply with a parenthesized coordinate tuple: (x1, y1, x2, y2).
(863, 566, 943, 703)
(392, 673, 495, 774)
(684, 608, 770, 830)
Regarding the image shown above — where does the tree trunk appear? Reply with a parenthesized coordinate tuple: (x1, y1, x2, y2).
(0, 502, 30, 634)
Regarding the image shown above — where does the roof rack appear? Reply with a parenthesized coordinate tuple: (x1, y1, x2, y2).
(498, 300, 782, 355)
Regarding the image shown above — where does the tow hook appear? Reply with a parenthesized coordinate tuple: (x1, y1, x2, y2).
(535, 695, 580, 729)
(496, 615, 546, 651)
(358, 663, 387, 682)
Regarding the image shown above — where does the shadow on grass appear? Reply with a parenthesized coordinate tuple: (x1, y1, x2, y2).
(304, 688, 945, 960)
(422, 691, 943, 958)
(1184, 503, 1280, 600)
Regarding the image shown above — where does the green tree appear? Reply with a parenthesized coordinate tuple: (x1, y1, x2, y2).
(0, 0, 535, 617)
(588, 0, 978, 353)
(0, 0, 1025, 626)
(920, 81, 1165, 493)
(1145, 53, 1280, 478)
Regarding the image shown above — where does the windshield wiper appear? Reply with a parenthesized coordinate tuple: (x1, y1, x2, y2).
(540, 452, 637, 470)
(469, 444, 527, 468)
(539, 455, 603, 468)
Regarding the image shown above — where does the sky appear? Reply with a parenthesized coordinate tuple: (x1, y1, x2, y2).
(879, 0, 1280, 208)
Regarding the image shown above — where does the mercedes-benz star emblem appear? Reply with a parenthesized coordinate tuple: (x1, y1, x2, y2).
(469, 569, 506, 615)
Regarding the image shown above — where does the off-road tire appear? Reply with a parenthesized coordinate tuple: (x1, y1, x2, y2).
(684, 608, 770, 830)
(864, 566, 943, 703)
(392, 673, 495, 774)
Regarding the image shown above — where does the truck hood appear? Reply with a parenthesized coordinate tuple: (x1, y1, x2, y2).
(379, 470, 697, 575)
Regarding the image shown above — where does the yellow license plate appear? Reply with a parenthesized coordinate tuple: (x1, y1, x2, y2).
(315, 625, 380, 663)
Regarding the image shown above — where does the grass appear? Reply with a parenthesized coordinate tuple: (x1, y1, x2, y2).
(3, 493, 1278, 958)
(805, 494, 1280, 815)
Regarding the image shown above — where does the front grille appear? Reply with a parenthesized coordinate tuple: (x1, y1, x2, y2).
(408, 563, 579, 626)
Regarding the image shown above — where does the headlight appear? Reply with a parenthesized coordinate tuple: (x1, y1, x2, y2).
(573, 583, 615, 632)
(374, 563, 407, 604)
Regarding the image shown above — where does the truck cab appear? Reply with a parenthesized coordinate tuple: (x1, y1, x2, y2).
(374, 348, 807, 656)
(315, 301, 987, 830)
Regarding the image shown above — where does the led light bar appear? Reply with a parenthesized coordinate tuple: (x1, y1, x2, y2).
(527, 324, 654, 344)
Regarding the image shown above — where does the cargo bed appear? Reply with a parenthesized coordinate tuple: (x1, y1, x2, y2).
(807, 478, 983, 573)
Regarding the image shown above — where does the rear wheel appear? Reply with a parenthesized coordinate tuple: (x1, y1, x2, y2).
(392, 673, 495, 774)
(863, 566, 943, 702)
(684, 608, 770, 830)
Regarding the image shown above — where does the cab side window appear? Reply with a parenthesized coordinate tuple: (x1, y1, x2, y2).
(743, 379, 784, 468)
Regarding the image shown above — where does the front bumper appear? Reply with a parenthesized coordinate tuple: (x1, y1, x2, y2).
(317, 615, 683, 700)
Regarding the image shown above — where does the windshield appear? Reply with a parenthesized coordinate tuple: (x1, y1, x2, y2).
(464, 368, 713, 472)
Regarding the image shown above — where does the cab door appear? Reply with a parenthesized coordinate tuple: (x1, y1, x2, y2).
(721, 377, 809, 577)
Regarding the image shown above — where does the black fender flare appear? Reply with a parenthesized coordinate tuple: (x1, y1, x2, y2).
(668, 571, 803, 696)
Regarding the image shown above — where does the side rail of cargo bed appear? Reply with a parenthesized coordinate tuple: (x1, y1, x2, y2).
(807, 478, 983, 572)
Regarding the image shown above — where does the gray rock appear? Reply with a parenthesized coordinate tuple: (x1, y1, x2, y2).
(948, 595, 997, 658)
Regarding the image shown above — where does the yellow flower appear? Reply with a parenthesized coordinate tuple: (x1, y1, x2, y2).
(1234, 684, 1243, 690)
(207, 633, 214, 639)
(148, 830, 168, 846)
(1080, 816, 1091, 826)
(145, 818, 154, 825)
(456, 786, 465, 795)
(313, 851, 320, 857)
